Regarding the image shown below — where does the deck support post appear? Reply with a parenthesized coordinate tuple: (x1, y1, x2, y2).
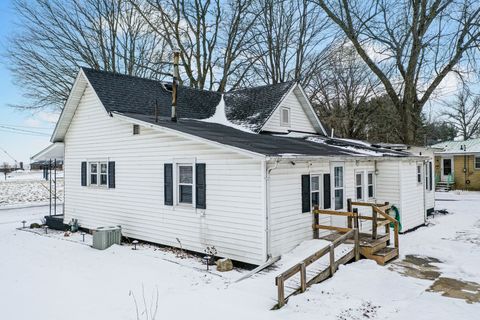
(313, 205, 319, 239)
(347, 198, 352, 228)
(372, 207, 377, 239)
(276, 277, 285, 308)
(354, 228, 360, 261)
(329, 244, 335, 276)
(300, 262, 306, 293)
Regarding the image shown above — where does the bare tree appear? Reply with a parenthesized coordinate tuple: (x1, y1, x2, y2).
(247, 0, 333, 86)
(314, 0, 480, 144)
(444, 88, 480, 140)
(8, 0, 170, 111)
(309, 39, 381, 139)
(130, 0, 261, 91)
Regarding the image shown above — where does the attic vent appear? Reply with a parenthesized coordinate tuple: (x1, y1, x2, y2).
(133, 124, 140, 135)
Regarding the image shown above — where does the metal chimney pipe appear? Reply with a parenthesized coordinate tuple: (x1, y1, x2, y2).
(171, 50, 180, 122)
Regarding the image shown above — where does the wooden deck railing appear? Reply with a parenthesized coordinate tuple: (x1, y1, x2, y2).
(275, 228, 359, 308)
(351, 201, 399, 250)
(313, 199, 400, 251)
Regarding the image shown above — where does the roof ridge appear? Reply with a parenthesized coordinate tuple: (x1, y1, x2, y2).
(226, 80, 296, 94)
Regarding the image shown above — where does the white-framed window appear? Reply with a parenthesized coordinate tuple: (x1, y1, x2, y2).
(333, 165, 344, 210)
(367, 172, 375, 198)
(311, 175, 320, 209)
(425, 162, 430, 190)
(89, 161, 108, 187)
(177, 164, 193, 205)
(416, 164, 422, 184)
(475, 156, 480, 170)
(355, 172, 363, 200)
(280, 107, 290, 126)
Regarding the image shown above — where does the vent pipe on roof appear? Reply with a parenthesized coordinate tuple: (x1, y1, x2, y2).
(171, 50, 180, 122)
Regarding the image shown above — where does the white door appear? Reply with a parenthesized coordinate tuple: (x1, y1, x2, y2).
(441, 157, 453, 181)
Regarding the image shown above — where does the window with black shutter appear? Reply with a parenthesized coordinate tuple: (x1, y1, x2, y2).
(81, 162, 87, 186)
(164, 163, 173, 205)
(301, 175, 310, 213)
(323, 174, 331, 209)
(108, 161, 115, 188)
(196, 163, 206, 209)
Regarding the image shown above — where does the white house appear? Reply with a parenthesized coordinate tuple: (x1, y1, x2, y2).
(42, 68, 432, 265)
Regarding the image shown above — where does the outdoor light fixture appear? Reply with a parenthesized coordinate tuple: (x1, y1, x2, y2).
(21, 220, 26, 228)
(132, 240, 139, 250)
(81, 232, 86, 242)
(203, 255, 211, 271)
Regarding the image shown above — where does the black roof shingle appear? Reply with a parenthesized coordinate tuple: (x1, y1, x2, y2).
(82, 68, 295, 133)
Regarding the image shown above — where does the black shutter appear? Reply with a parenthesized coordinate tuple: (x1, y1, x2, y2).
(301, 175, 310, 213)
(196, 163, 206, 209)
(81, 162, 87, 186)
(108, 161, 115, 188)
(164, 163, 173, 205)
(429, 161, 433, 191)
(323, 173, 331, 209)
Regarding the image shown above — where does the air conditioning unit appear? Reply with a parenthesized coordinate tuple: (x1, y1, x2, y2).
(92, 226, 122, 250)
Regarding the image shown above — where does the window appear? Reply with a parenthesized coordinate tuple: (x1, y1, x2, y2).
(367, 172, 375, 198)
(178, 165, 193, 204)
(475, 156, 480, 170)
(425, 162, 430, 190)
(90, 163, 97, 185)
(443, 159, 452, 175)
(311, 175, 320, 209)
(355, 172, 363, 200)
(333, 166, 344, 210)
(280, 107, 290, 126)
(133, 124, 140, 135)
(89, 161, 108, 187)
(417, 165, 422, 184)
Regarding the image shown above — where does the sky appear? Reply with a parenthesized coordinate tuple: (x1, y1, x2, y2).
(0, 0, 55, 166)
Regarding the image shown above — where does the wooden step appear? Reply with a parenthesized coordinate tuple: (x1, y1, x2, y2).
(364, 247, 398, 266)
(359, 240, 387, 256)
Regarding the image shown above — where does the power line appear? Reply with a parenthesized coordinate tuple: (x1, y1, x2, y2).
(0, 146, 17, 163)
(0, 125, 51, 136)
(0, 123, 53, 130)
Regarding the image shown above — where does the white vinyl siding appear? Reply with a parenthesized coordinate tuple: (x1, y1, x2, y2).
(261, 88, 317, 134)
(268, 160, 376, 257)
(376, 160, 426, 232)
(63, 85, 265, 265)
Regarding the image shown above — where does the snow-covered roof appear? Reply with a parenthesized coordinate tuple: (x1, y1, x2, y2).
(431, 138, 480, 154)
(31, 142, 64, 161)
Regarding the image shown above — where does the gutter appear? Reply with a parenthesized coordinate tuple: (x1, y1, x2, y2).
(264, 158, 279, 262)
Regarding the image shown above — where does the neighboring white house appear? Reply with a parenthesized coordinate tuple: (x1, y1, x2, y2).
(41, 68, 431, 265)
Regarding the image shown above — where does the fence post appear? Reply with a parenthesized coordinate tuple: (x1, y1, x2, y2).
(313, 205, 319, 239)
(276, 276, 285, 308)
(329, 244, 335, 276)
(354, 228, 360, 261)
(372, 206, 377, 239)
(347, 198, 353, 228)
(353, 208, 359, 229)
(300, 262, 307, 293)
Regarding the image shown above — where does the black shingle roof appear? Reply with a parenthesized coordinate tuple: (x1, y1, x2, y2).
(82, 68, 221, 119)
(82, 68, 295, 132)
(224, 81, 295, 132)
(117, 113, 409, 157)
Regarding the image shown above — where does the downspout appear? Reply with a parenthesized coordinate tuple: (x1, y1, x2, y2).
(264, 158, 279, 261)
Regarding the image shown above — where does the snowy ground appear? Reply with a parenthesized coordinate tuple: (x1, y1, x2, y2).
(0, 192, 479, 319)
(0, 170, 64, 207)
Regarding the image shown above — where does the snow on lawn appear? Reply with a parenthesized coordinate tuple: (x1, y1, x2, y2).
(0, 192, 479, 319)
(0, 170, 64, 206)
